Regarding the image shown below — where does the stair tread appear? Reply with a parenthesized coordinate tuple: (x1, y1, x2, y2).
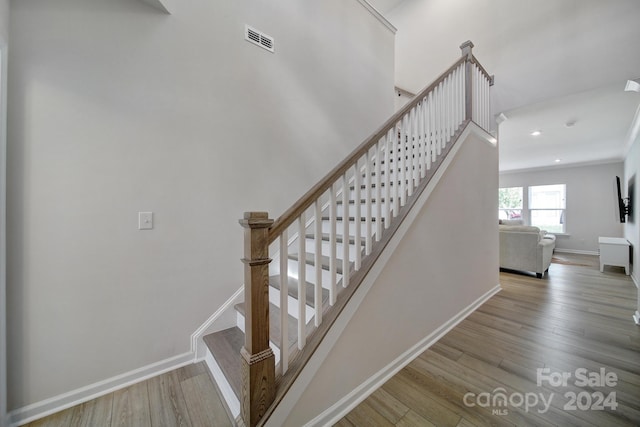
(203, 327, 244, 400)
(288, 252, 352, 275)
(269, 275, 329, 308)
(304, 233, 366, 246)
(234, 302, 301, 348)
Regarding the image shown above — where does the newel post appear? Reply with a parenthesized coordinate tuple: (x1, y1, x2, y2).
(239, 212, 275, 427)
(460, 40, 474, 122)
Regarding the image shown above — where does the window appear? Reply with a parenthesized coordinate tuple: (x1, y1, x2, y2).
(529, 184, 566, 233)
(498, 187, 523, 220)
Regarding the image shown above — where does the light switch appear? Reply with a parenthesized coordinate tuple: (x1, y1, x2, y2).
(138, 212, 153, 230)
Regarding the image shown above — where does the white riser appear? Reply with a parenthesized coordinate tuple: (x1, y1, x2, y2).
(321, 219, 383, 237)
(268, 285, 315, 323)
(347, 184, 415, 201)
(204, 350, 240, 419)
(285, 258, 343, 288)
(303, 238, 362, 261)
(336, 203, 385, 218)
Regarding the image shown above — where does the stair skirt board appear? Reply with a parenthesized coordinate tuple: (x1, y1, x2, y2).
(303, 284, 502, 427)
(8, 352, 195, 427)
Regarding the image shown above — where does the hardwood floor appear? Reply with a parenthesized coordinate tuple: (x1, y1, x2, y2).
(25, 362, 233, 427)
(337, 253, 640, 426)
(23, 254, 639, 427)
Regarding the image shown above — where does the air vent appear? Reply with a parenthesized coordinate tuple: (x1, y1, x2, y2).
(245, 25, 274, 53)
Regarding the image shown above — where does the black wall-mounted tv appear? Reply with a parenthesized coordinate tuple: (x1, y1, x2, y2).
(628, 176, 635, 223)
(616, 176, 629, 223)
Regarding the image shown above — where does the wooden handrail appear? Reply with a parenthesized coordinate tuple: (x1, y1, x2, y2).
(267, 54, 467, 244)
(470, 55, 494, 86)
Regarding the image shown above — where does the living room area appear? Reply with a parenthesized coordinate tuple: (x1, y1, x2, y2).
(498, 161, 631, 278)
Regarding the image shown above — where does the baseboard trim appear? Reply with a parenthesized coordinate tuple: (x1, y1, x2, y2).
(8, 351, 194, 426)
(303, 283, 502, 427)
(554, 248, 599, 256)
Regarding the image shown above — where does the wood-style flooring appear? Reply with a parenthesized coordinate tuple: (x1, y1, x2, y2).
(24, 253, 639, 426)
(24, 362, 233, 427)
(336, 253, 640, 426)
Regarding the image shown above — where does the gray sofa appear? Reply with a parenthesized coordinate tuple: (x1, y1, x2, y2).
(499, 223, 555, 278)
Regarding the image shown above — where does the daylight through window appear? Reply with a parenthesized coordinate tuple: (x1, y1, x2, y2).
(529, 184, 566, 233)
(498, 187, 523, 221)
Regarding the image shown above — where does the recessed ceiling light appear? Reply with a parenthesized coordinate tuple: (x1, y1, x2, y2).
(554, 158, 562, 163)
(530, 130, 542, 136)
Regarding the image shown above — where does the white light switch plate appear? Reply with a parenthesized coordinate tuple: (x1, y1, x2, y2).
(139, 212, 153, 230)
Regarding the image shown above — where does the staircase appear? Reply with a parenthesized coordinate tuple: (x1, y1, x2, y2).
(200, 41, 494, 426)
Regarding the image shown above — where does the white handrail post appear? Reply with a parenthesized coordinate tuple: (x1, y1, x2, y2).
(460, 40, 474, 122)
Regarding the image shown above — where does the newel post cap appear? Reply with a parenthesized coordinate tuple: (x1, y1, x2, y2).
(239, 211, 274, 228)
(460, 40, 474, 58)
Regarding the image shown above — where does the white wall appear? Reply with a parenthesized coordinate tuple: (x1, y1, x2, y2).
(6, 0, 394, 413)
(624, 135, 639, 297)
(280, 128, 499, 426)
(0, 0, 9, 423)
(500, 162, 625, 253)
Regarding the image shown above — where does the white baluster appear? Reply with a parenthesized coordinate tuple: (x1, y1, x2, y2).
(413, 107, 420, 187)
(452, 68, 457, 130)
(475, 66, 480, 125)
(342, 172, 349, 287)
(354, 159, 362, 270)
(427, 91, 436, 169)
(481, 68, 485, 128)
(440, 81, 446, 150)
(407, 109, 414, 198)
(314, 199, 322, 326)
(419, 99, 426, 179)
(399, 116, 407, 207)
(365, 150, 372, 255)
(454, 71, 458, 131)
(486, 75, 490, 130)
(445, 75, 451, 141)
(477, 66, 481, 126)
(458, 64, 464, 126)
(384, 129, 392, 227)
(329, 184, 337, 305)
(297, 214, 306, 349)
(375, 140, 382, 241)
(392, 125, 400, 216)
(279, 231, 288, 373)
(481, 69, 485, 127)
(484, 75, 488, 129)
(436, 85, 442, 156)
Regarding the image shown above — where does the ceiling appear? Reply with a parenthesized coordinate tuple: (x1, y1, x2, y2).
(367, 0, 640, 172)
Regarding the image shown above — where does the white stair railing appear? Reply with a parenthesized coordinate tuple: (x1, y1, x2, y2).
(238, 40, 493, 427)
